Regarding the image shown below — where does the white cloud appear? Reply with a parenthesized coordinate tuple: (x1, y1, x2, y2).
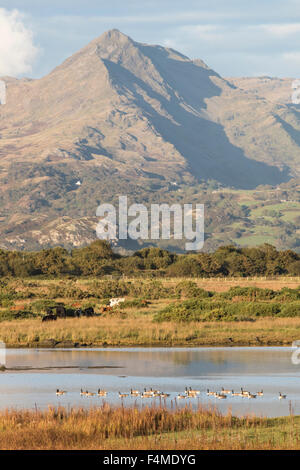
(160, 22, 300, 77)
(180, 24, 220, 40)
(283, 52, 300, 63)
(0, 8, 39, 76)
(42, 11, 238, 26)
(260, 23, 300, 37)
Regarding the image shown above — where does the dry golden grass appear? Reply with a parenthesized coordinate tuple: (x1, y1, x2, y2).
(161, 276, 300, 292)
(1, 315, 300, 347)
(8, 275, 300, 293)
(0, 405, 299, 450)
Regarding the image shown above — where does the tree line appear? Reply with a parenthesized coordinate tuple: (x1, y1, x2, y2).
(0, 241, 299, 278)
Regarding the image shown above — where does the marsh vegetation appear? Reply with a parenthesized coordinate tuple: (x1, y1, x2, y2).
(1, 405, 300, 450)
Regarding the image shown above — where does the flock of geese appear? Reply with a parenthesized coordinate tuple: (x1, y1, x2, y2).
(206, 388, 286, 400)
(56, 387, 287, 400)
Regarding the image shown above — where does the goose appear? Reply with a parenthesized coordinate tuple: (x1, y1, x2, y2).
(97, 389, 107, 397)
(231, 390, 240, 397)
(216, 393, 227, 399)
(241, 388, 250, 396)
(256, 390, 264, 397)
(85, 391, 96, 397)
(80, 389, 87, 396)
(207, 389, 215, 396)
(56, 389, 66, 396)
(143, 388, 154, 397)
(145, 387, 160, 396)
(130, 388, 140, 396)
(221, 387, 231, 394)
(141, 393, 152, 398)
(188, 387, 200, 395)
(279, 393, 287, 399)
(119, 392, 129, 398)
(160, 392, 170, 398)
(247, 393, 257, 399)
(177, 394, 187, 399)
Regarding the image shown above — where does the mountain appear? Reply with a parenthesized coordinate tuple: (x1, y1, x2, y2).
(0, 29, 299, 251)
(228, 76, 295, 105)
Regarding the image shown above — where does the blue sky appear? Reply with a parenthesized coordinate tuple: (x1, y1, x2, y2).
(1, 0, 300, 78)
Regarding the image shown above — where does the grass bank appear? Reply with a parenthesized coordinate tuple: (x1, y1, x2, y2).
(0, 405, 299, 450)
(1, 316, 300, 348)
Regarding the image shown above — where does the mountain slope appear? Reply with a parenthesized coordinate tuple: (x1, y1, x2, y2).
(228, 76, 295, 105)
(0, 29, 299, 250)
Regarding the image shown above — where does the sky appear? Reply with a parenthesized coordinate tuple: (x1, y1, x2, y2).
(1, 0, 300, 78)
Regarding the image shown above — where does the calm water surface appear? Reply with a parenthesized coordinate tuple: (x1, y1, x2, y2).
(0, 347, 299, 417)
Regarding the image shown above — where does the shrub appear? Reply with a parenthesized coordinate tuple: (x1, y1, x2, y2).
(0, 309, 37, 322)
(275, 288, 300, 302)
(279, 302, 300, 317)
(120, 299, 150, 309)
(154, 299, 284, 323)
(220, 286, 277, 301)
(175, 281, 212, 299)
(30, 300, 59, 314)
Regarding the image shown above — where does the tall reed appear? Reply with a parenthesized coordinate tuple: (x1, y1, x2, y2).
(0, 404, 299, 450)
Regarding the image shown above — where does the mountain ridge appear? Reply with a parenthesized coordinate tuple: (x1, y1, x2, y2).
(0, 29, 299, 251)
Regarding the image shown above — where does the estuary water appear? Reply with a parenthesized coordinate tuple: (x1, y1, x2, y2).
(0, 347, 300, 417)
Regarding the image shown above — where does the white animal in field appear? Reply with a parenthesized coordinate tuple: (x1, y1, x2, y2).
(109, 298, 125, 307)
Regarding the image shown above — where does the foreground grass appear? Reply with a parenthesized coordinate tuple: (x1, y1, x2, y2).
(0, 405, 300, 450)
(1, 316, 300, 347)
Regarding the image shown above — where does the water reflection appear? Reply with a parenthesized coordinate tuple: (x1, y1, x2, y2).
(0, 347, 299, 417)
(5, 347, 295, 376)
